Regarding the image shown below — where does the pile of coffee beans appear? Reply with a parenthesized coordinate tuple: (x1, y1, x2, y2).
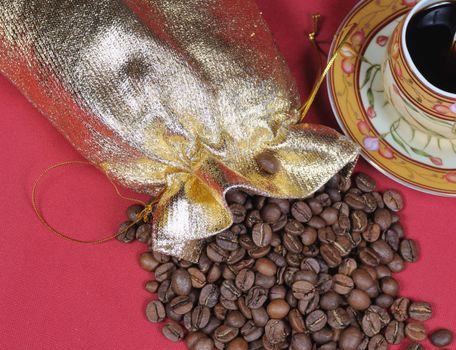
(120, 172, 453, 350)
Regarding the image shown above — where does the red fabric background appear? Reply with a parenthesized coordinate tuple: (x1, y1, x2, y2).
(0, 1, 455, 349)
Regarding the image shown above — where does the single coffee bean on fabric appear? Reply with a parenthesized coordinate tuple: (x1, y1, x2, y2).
(145, 300, 166, 323)
(255, 151, 281, 175)
(430, 328, 453, 347)
(382, 189, 404, 212)
(405, 322, 427, 341)
(408, 301, 432, 321)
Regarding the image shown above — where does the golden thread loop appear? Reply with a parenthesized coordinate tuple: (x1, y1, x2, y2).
(299, 15, 357, 123)
(31, 160, 158, 245)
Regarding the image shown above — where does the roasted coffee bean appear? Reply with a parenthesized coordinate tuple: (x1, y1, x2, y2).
(230, 204, 247, 224)
(375, 294, 394, 308)
(207, 243, 230, 263)
(190, 305, 211, 329)
(327, 307, 350, 329)
(375, 265, 391, 279)
(384, 229, 400, 251)
(155, 262, 176, 282)
(371, 240, 394, 264)
(312, 328, 333, 344)
(291, 201, 312, 223)
(368, 334, 387, 350)
(383, 190, 404, 212)
(288, 308, 306, 332)
(362, 311, 382, 336)
(255, 151, 280, 175)
(384, 320, 405, 344)
(391, 297, 410, 322)
(228, 248, 247, 265)
(292, 280, 315, 301)
(344, 193, 365, 211)
(406, 342, 424, 350)
(400, 239, 419, 262)
(245, 210, 263, 229)
(320, 207, 339, 226)
(186, 331, 206, 349)
(146, 300, 166, 323)
(227, 337, 248, 350)
(251, 307, 269, 327)
(362, 193, 378, 213)
(339, 326, 364, 350)
(207, 264, 222, 284)
(320, 291, 342, 311)
(232, 298, 250, 321)
(255, 258, 277, 277)
(135, 223, 151, 243)
(117, 221, 137, 243)
(220, 296, 239, 311)
(266, 299, 290, 319)
(199, 284, 220, 308)
(217, 230, 239, 251)
(145, 280, 159, 293)
(162, 322, 185, 342)
(318, 227, 336, 244)
(252, 223, 272, 248)
(430, 328, 453, 347)
(374, 208, 392, 231)
(363, 223, 381, 242)
(307, 215, 326, 229)
(214, 303, 228, 321)
(234, 269, 255, 292)
(380, 277, 399, 297)
(198, 252, 212, 273)
(187, 267, 207, 289)
(264, 319, 289, 344)
(226, 190, 248, 205)
(301, 227, 318, 246)
(169, 295, 193, 315)
(409, 301, 432, 321)
(245, 286, 268, 309)
(352, 268, 375, 291)
(241, 321, 263, 342)
(139, 252, 160, 272)
(221, 280, 242, 301)
(194, 337, 214, 350)
(333, 274, 354, 295)
(338, 258, 357, 276)
(261, 203, 282, 223)
(359, 248, 380, 267)
(214, 325, 239, 343)
(347, 289, 371, 310)
(405, 322, 426, 341)
(355, 173, 376, 192)
(202, 316, 222, 335)
(290, 333, 312, 350)
(171, 269, 192, 296)
(294, 270, 318, 285)
(320, 244, 342, 268)
(388, 253, 405, 273)
(305, 309, 327, 332)
(283, 232, 303, 253)
(157, 280, 175, 304)
(226, 311, 247, 329)
(351, 210, 368, 233)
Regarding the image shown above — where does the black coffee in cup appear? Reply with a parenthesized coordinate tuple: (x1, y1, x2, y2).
(406, 2, 456, 93)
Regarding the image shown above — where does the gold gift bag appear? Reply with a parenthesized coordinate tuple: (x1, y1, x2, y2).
(0, 0, 359, 261)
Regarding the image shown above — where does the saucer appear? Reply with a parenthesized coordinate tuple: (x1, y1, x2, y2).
(327, 0, 456, 197)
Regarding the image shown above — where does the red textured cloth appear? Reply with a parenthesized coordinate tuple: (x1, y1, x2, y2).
(0, 1, 455, 349)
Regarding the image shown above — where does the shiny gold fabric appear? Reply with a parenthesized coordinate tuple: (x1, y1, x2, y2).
(0, 0, 359, 261)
